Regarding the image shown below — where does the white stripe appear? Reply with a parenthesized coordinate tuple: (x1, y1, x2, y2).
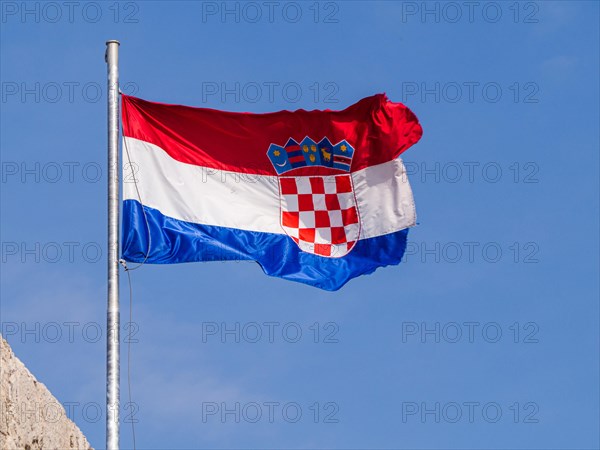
(123, 137, 281, 233)
(352, 155, 416, 239)
(123, 137, 416, 239)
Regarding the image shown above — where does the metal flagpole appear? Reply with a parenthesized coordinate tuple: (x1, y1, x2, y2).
(105, 39, 120, 450)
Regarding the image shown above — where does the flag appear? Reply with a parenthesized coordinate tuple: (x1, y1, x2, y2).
(121, 94, 423, 290)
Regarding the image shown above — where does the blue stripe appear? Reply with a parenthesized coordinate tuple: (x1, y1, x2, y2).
(122, 200, 410, 291)
(333, 162, 351, 170)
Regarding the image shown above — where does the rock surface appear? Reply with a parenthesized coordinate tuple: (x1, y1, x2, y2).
(0, 334, 93, 449)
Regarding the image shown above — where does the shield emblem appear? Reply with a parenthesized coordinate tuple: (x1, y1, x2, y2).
(278, 173, 361, 258)
(268, 136, 360, 257)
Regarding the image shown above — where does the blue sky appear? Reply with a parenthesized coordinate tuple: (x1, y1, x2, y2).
(1, 1, 599, 449)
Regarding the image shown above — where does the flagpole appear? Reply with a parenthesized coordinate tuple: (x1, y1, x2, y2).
(105, 39, 120, 450)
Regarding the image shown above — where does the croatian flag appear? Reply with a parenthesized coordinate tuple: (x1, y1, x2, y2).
(121, 94, 422, 290)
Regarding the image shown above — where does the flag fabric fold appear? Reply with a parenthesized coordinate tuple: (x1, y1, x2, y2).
(121, 94, 422, 290)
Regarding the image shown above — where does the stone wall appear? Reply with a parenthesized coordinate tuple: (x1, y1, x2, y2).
(0, 335, 93, 449)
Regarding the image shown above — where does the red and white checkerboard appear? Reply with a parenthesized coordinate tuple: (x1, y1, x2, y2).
(279, 174, 361, 257)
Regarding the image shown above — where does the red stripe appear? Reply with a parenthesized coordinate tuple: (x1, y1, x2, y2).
(288, 155, 305, 163)
(122, 94, 422, 175)
(334, 155, 352, 163)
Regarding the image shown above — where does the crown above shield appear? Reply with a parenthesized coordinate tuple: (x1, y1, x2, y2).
(267, 137, 355, 175)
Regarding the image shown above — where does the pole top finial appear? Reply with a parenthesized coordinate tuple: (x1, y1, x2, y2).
(106, 40, 120, 45)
